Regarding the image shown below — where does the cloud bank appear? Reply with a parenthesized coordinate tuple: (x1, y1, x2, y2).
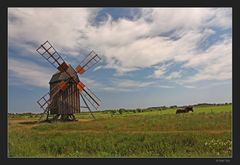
(8, 8, 232, 90)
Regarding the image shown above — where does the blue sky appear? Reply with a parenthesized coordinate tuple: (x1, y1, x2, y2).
(8, 8, 232, 113)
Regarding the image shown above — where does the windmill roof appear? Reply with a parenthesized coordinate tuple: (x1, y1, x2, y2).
(49, 65, 79, 84)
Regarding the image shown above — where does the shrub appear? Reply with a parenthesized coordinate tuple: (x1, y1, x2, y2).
(136, 108, 142, 113)
(119, 108, 125, 115)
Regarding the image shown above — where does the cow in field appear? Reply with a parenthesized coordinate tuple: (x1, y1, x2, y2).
(176, 106, 193, 114)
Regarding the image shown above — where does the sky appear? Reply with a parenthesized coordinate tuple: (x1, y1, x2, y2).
(8, 8, 232, 113)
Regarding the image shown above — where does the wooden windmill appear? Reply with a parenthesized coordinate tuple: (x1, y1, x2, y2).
(36, 41, 101, 121)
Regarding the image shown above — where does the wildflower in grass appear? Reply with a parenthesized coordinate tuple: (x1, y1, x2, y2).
(204, 138, 232, 155)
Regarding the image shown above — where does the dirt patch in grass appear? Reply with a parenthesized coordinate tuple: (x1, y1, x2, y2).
(78, 119, 94, 122)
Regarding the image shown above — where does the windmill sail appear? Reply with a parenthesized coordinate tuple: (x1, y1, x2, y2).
(75, 50, 101, 75)
(36, 41, 69, 72)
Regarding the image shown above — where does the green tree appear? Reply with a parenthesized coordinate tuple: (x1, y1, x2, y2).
(136, 108, 142, 113)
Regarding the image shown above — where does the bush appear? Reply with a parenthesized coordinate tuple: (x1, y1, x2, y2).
(136, 108, 142, 113)
(119, 108, 125, 115)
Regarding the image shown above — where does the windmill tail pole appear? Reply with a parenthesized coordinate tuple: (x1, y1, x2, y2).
(80, 93, 96, 119)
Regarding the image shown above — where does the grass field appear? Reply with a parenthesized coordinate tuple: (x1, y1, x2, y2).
(8, 104, 232, 158)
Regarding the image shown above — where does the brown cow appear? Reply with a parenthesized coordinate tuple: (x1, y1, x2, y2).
(176, 106, 193, 114)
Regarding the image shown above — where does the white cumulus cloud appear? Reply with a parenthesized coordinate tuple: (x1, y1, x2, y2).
(8, 7, 232, 89)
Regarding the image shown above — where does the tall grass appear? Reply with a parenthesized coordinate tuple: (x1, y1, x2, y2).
(8, 105, 232, 157)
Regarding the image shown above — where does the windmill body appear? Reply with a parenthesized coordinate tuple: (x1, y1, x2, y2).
(49, 65, 80, 116)
(36, 41, 101, 121)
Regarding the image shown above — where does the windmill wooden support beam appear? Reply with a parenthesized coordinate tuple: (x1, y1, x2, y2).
(77, 81, 85, 91)
(57, 62, 69, 72)
(75, 65, 85, 75)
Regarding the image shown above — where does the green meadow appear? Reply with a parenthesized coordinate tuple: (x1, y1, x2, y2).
(8, 104, 232, 158)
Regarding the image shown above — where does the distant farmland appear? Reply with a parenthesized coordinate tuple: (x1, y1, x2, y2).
(8, 104, 232, 158)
